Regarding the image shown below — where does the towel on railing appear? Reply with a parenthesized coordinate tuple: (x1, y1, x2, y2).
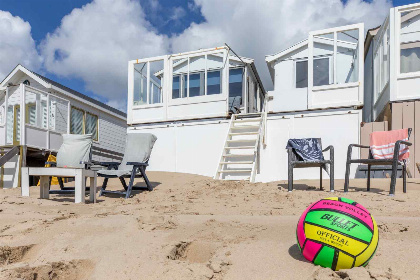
(369, 129, 410, 161)
(286, 138, 324, 161)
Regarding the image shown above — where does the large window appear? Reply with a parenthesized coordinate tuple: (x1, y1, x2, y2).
(70, 107, 98, 141)
(400, 9, 420, 74)
(295, 58, 330, 87)
(312, 28, 360, 86)
(133, 60, 164, 106)
(171, 53, 224, 99)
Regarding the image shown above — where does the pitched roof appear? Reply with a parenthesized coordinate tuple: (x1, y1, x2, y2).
(30, 70, 126, 118)
(1, 64, 126, 118)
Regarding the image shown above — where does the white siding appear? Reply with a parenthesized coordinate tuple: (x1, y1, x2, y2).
(130, 108, 362, 182)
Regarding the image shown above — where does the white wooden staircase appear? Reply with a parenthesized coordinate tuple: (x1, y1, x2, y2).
(214, 113, 266, 182)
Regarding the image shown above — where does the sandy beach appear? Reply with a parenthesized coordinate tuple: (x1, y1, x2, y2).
(0, 172, 419, 280)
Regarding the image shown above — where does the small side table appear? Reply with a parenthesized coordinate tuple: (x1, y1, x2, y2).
(21, 167, 97, 203)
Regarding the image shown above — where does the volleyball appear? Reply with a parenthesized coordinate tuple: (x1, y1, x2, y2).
(296, 197, 378, 271)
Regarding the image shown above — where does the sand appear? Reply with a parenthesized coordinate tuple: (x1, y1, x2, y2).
(0, 172, 420, 279)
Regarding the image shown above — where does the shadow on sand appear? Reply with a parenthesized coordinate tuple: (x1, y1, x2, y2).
(288, 244, 308, 263)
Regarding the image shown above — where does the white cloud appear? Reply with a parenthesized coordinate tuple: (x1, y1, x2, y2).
(40, 0, 168, 106)
(37, 0, 392, 109)
(171, 0, 392, 89)
(0, 11, 41, 80)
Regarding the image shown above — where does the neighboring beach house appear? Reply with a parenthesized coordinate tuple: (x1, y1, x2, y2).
(0, 65, 127, 188)
(265, 23, 365, 181)
(363, 3, 420, 178)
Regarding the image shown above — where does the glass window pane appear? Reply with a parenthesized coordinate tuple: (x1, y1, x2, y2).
(149, 60, 164, 104)
(70, 107, 84, 135)
(26, 104, 36, 125)
(85, 113, 98, 140)
(49, 96, 69, 133)
(207, 70, 221, 95)
(313, 32, 333, 86)
(313, 58, 330, 86)
(133, 62, 147, 105)
(172, 58, 187, 99)
(229, 68, 243, 98)
(337, 29, 359, 84)
(189, 73, 204, 97)
(295, 60, 308, 88)
(172, 76, 181, 99)
(229, 68, 243, 110)
(400, 9, 420, 73)
(401, 46, 420, 73)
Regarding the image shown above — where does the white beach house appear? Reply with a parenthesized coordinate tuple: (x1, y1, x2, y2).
(126, 21, 365, 183)
(0, 65, 127, 188)
(363, 3, 420, 178)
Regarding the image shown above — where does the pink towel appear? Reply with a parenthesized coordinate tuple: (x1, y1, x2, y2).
(370, 129, 409, 161)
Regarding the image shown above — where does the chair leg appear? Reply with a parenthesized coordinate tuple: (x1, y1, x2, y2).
(288, 164, 293, 192)
(119, 177, 128, 190)
(367, 164, 371, 192)
(344, 162, 351, 193)
(344, 145, 352, 192)
(403, 162, 407, 193)
(320, 167, 323, 191)
(139, 166, 153, 191)
(125, 168, 137, 199)
(330, 159, 334, 192)
(99, 178, 109, 196)
(389, 157, 399, 196)
(58, 177, 65, 190)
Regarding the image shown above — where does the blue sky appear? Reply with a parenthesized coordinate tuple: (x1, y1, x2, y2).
(0, 0, 418, 111)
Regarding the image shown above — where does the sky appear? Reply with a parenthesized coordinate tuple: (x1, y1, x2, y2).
(0, 0, 417, 112)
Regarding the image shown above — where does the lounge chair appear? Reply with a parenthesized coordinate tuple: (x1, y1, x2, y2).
(344, 128, 412, 195)
(97, 133, 157, 199)
(21, 134, 97, 203)
(286, 138, 334, 192)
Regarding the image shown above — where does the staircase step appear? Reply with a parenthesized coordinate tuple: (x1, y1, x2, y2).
(225, 146, 255, 149)
(223, 154, 254, 157)
(220, 161, 253, 165)
(226, 139, 257, 143)
(231, 125, 260, 129)
(229, 132, 259, 136)
(219, 169, 252, 173)
(233, 118, 261, 123)
(222, 177, 251, 181)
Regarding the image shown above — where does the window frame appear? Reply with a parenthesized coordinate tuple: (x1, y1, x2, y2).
(397, 6, 420, 78)
(70, 106, 99, 141)
(85, 112, 99, 141)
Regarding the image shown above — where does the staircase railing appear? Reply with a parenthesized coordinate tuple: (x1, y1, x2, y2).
(0, 146, 20, 168)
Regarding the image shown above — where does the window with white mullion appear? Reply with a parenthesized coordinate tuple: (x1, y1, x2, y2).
(187, 57, 190, 98)
(333, 31, 337, 84)
(146, 61, 150, 104)
(205, 54, 208, 96)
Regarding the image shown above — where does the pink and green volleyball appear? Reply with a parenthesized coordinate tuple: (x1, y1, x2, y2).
(296, 197, 378, 271)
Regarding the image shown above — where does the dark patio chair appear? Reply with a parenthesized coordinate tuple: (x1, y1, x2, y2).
(287, 138, 334, 192)
(96, 133, 157, 199)
(344, 128, 412, 195)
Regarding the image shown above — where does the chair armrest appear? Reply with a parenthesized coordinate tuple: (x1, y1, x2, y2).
(126, 162, 148, 167)
(396, 140, 412, 146)
(95, 161, 121, 167)
(349, 144, 370, 149)
(322, 145, 333, 152)
(45, 161, 57, 166)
